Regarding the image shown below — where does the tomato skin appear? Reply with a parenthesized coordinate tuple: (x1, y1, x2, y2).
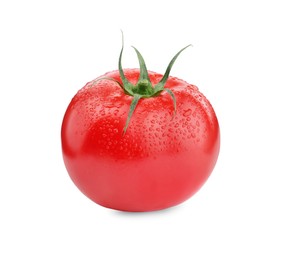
(61, 69, 220, 212)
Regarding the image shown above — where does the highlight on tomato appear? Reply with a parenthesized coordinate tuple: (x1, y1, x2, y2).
(61, 33, 220, 212)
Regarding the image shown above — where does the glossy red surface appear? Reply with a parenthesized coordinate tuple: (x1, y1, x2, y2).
(61, 69, 220, 211)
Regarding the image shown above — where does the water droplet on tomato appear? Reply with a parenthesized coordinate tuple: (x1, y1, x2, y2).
(183, 109, 192, 117)
(113, 109, 119, 116)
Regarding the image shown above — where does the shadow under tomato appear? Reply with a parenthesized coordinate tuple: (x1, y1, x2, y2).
(109, 202, 186, 217)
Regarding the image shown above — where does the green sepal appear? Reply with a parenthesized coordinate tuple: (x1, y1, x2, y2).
(118, 32, 135, 89)
(123, 94, 142, 135)
(163, 88, 177, 116)
(154, 44, 192, 91)
(131, 47, 152, 86)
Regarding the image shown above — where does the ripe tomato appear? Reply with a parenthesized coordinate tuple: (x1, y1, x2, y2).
(61, 36, 220, 212)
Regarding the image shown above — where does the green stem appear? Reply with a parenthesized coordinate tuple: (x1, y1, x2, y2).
(91, 32, 191, 135)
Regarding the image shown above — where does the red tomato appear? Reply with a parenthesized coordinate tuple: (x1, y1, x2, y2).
(61, 38, 220, 212)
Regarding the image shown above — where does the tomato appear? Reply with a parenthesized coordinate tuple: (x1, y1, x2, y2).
(61, 36, 220, 212)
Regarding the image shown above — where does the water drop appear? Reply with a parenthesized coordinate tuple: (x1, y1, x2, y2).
(183, 109, 192, 117)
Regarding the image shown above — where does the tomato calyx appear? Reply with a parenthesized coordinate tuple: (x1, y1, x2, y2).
(93, 33, 192, 134)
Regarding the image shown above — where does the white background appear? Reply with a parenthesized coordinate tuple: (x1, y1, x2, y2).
(1, 0, 282, 259)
